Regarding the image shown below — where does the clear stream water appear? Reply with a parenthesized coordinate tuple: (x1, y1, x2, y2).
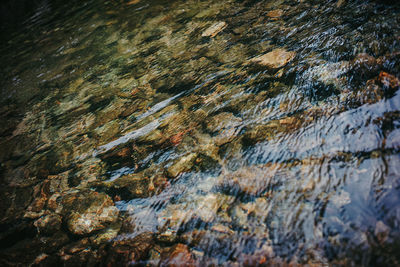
(0, 0, 400, 265)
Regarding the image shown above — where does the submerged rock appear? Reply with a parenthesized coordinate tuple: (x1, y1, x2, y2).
(239, 243, 275, 266)
(302, 61, 350, 92)
(166, 153, 197, 178)
(201, 21, 227, 38)
(336, 0, 347, 7)
(266, 9, 283, 19)
(243, 115, 302, 145)
(95, 169, 168, 200)
(195, 193, 235, 223)
(158, 192, 234, 238)
(158, 204, 191, 233)
(242, 123, 278, 144)
(217, 165, 275, 196)
(205, 112, 242, 146)
(34, 214, 62, 236)
(106, 173, 151, 199)
(249, 48, 296, 69)
(90, 223, 120, 245)
(105, 232, 154, 265)
(61, 191, 119, 236)
(160, 243, 195, 267)
(350, 53, 379, 77)
(374, 220, 390, 244)
(378, 71, 400, 89)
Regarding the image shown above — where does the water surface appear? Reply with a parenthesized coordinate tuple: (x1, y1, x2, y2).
(0, 0, 400, 265)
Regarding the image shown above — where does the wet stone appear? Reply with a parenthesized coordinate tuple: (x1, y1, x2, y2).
(160, 243, 196, 267)
(166, 153, 197, 178)
(89, 222, 121, 245)
(336, 0, 346, 8)
(158, 204, 191, 232)
(93, 120, 120, 145)
(147, 244, 163, 265)
(378, 71, 400, 90)
(1, 0, 400, 265)
(348, 78, 384, 106)
(179, 229, 208, 247)
(105, 232, 154, 265)
(34, 214, 62, 236)
(249, 48, 296, 69)
(242, 124, 278, 144)
(96, 172, 167, 200)
(217, 165, 274, 196)
(61, 191, 119, 236)
(1, 186, 34, 223)
(266, 9, 283, 19)
(201, 21, 227, 38)
(211, 224, 234, 235)
(374, 220, 390, 244)
(350, 53, 379, 78)
(195, 193, 235, 223)
(62, 249, 100, 266)
(205, 112, 242, 146)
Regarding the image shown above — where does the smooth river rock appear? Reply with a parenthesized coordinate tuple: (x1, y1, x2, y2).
(62, 191, 119, 236)
(249, 48, 296, 69)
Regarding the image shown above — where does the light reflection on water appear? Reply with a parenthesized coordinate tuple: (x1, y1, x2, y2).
(0, 0, 399, 265)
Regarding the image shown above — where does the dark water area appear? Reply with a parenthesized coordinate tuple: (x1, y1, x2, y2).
(1, 0, 400, 265)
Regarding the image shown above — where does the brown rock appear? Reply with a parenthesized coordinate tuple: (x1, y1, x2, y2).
(266, 9, 283, 19)
(351, 53, 378, 74)
(218, 165, 275, 196)
(243, 123, 279, 144)
(378, 71, 400, 89)
(61, 248, 100, 266)
(279, 116, 301, 130)
(158, 204, 191, 232)
(195, 193, 234, 223)
(347, 79, 383, 105)
(34, 214, 62, 235)
(126, 0, 140, 5)
(178, 230, 208, 247)
(374, 220, 390, 244)
(166, 153, 197, 178)
(206, 112, 242, 146)
(160, 244, 195, 267)
(211, 224, 234, 234)
(201, 22, 227, 38)
(105, 232, 154, 265)
(62, 191, 119, 236)
(249, 48, 296, 69)
(336, 0, 346, 7)
(108, 173, 151, 199)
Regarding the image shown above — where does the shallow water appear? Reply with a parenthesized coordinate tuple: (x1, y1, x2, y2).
(1, 0, 400, 265)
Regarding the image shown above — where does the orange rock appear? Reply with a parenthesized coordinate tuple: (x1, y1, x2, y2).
(267, 9, 283, 19)
(170, 131, 185, 146)
(378, 71, 400, 89)
(161, 244, 195, 267)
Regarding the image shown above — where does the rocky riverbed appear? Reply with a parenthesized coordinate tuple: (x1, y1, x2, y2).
(0, 0, 399, 265)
